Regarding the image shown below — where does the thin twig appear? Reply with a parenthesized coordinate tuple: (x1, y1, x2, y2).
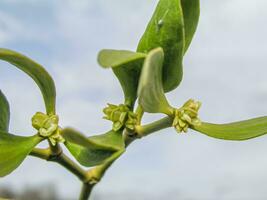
(30, 147, 87, 182)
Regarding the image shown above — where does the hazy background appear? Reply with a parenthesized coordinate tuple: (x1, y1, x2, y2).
(1, 0, 267, 199)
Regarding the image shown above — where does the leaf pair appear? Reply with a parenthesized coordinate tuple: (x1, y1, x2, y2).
(135, 49, 267, 141)
(0, 48, 57, 177)
(98, 0, 200, 107)
(138, 58, 267, 140)
(62, 128, 125, 167)
(99, 47, 173, 115)
(0, 48, 125, 173)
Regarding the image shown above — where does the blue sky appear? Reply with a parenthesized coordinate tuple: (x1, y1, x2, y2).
(1, 0, 267, 199)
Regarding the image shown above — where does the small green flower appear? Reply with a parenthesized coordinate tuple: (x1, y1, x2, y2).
(48, 127, 65, 146)
(31, 112, 64, 145)
(125, 112, 138, 131)
(173, 99, 202, 133)
(103, 104, 138, 131)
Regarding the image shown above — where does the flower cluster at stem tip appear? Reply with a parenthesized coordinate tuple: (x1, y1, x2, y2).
(31, 112, 64, 145)
(103, 103, 138, 132)
(173, 99, 202, 133)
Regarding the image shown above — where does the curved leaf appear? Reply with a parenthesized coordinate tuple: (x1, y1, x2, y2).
(0, 48, 56, 115)
(138, 48, 172, 115)
(137, 0, 185, 92)
(192, 117, 267, 140)
(0, 90, 10, 132)
(98, 49, 146, 68)
(112, 60, 143, 107)
(62, 128, 125, 167)
(181, 0, 200, 53)
(97, 49, 146, 108)
(0, 133, 42, 177)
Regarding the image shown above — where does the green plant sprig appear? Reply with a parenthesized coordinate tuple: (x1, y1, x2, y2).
(1, 0, 267, 200)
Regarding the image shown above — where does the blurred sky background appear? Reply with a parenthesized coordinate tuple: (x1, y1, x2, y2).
(1, 0, 267, 199)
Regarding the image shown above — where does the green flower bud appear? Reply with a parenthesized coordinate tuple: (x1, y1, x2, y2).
(173, 99, 202, 133)
(103, 103, 138, 131)
(125, 112, 138, 131)
(31, 112, 64, 145)
(49, 128, 65, 146)
(31, 112, 49, 130)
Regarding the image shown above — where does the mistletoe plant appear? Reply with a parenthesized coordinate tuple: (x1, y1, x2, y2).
(1, 0, 267, 199)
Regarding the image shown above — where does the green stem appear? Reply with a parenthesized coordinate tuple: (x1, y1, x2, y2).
(123, 129, 136, 147)
(49, 141, 62, 155)
(30, 147, 87, 182)
(124, 116, 173, 146)
(54, 153, 88, 181)
(79, 183, 95, 200)
(135, 105, 144, 125)
(30, 148, 51, 160)
(79, 150, 125, 200)
(88, 150, 124, 181)
(136, 116, 173, 137)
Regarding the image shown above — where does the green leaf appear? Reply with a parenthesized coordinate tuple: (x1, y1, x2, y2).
(138, 48, 173, 115)
(0, 133, 42, 177)
(98, 50, 146, 108)
(112, 61, 143, 108)
(137, 0, 185, 92)
(0, 48, 56, 115)
(0, 90, 10, 132)
(181, 0, 200, 53)
(89, 130, 125, 150)
(192, 117, 267, 140)
(98, 49, 146, 68)
(62, 128, 125, 167)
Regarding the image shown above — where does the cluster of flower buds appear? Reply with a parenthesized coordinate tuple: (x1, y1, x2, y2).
(172, 99, 202, 133)
(103, 104, 138, 131)
(31, 112, 64, 145)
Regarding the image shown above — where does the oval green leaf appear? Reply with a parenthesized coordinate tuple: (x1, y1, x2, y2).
(62, 128, 125, 167)
(0, 90, 10, 132)
(138, 48, 172, 115)
(192, 117, 267, 140)
(181, 0, 200, 53)
(0, 132, 42, 177)
(0, 48, 56, 115)
(137, 0, 185, 92)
